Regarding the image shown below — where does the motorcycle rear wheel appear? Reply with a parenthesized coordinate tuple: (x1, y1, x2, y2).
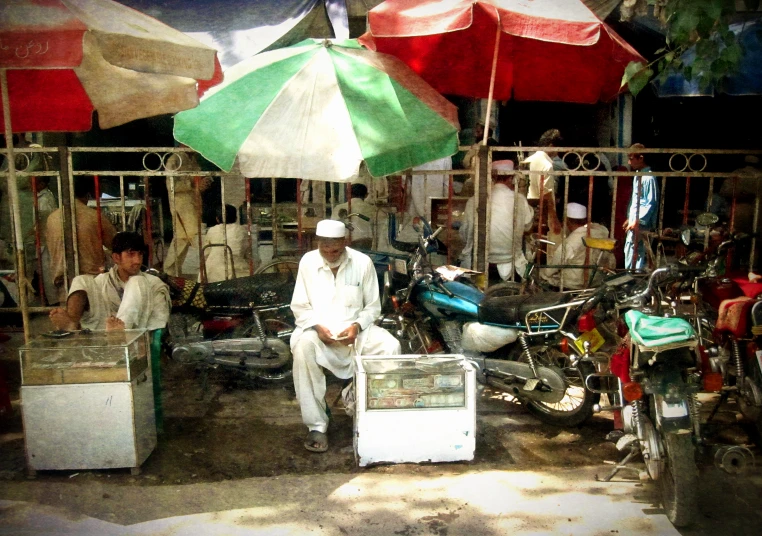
(739, 357, 762, 448)
(508, 344, 598, 427)
(660, 431, 698, 527)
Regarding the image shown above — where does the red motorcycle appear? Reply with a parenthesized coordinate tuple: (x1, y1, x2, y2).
(154, 264, 298, 383)
(678, 226, 762, 445)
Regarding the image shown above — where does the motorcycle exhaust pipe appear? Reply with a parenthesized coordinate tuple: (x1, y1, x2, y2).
(474, 356, 567, 404)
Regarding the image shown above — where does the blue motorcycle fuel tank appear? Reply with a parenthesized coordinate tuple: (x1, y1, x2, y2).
(414, 280, 483, 320)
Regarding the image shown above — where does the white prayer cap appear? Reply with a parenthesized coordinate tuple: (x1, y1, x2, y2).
(492, 160, 514, 172)
(566, 202, 587, 219)
(316, 220, 346, 238)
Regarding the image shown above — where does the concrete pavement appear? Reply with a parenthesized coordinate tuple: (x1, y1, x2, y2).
(0, 467, 680, 536)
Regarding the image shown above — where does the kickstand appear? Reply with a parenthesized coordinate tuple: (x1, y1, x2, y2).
(706, 390, 730, 424)
(596, 447, 642, 482)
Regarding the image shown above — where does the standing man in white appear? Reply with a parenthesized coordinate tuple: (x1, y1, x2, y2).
(290, 220, 400, 453)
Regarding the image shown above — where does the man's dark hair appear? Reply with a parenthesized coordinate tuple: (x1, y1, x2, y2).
(538, 129, 563, 147)
(73, 178, 95, 200)
(350, 183, 368, 199)
(217, 204, 237, 224)
(112, 232, 146, 255)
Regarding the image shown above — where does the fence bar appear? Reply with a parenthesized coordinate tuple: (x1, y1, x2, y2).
(194, 176, 206, 283)
(119, 176, 126, 232)
(245, 178, 254, 276)
(30, 176, 45, 303)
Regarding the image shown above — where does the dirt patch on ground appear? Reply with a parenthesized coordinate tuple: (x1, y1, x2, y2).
(1, 329, 758, 489)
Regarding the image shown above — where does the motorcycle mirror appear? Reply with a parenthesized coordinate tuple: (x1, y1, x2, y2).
(696, 212, 719, 227)
(681, 228, 692, 246)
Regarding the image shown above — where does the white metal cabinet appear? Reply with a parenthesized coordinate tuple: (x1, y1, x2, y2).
(19, 330, 156, 473)
(354, 354, 475, 467)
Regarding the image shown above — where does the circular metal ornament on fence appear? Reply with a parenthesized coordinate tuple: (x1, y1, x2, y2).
(668, 152, 689, 172)
(562, 151, 583, 171)
(142, 152, 165, 172)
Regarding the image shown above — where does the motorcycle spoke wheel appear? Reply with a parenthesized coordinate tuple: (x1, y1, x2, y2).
(660, 431, 698, 527)
(512, 344, 598, 427)
(740, 359, 762, 448)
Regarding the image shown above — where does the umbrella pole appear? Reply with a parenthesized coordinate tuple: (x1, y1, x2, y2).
(482, 25, 502, 146)
(1, 69, 31, 342)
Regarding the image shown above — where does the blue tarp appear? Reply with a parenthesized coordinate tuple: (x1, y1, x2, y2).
(120, 0, 352, 70)
(654, 20, 762, 97)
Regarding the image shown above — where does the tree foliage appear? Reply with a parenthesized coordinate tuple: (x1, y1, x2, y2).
(622, 0, 754, 95)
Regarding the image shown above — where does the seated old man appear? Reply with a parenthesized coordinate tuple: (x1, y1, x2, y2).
(540, 203, 615, 289)
(290, 219, 401, 453)
(49, 232, 170, 331)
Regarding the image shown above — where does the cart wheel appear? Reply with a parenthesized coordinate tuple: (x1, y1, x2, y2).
(130, 466, 141, 476)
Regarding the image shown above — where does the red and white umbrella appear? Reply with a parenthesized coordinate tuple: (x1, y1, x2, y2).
(0, 0, 223, 132)
(359, 0, 645, 142)
(0, 0, 222, 339)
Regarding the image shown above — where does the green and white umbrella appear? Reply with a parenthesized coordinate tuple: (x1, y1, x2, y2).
(174, 38, 460, 182)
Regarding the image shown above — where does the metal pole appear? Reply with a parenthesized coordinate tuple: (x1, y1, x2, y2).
(194, 175, 206, 282)
(245, 177, 254, 275)
(446, 170, 454, 265)
(119, 175, 126, 232)
(1, 69, 30, 341)
(482, 23, 501, 146)
(220, 175, 229, 279)
(31, 175, 45, 302)
(94, 175, 105, 259)
(143, 176, 153, 266)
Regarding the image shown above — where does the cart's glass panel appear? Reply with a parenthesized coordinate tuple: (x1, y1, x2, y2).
(20, 329, 149, 384)
(363, 357, 466, 410)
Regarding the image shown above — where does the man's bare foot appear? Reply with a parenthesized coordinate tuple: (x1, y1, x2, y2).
(49, 308, 79, 331)
(106, 316, 125, 331)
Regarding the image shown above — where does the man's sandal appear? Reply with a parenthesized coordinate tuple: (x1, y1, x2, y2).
(304, 430, 328, 453)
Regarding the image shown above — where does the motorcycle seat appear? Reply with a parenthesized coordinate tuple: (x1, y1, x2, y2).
(204, 272, 295, 309)
(478, 292, 570, 326)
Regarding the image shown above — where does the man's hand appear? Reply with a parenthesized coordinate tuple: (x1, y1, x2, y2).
(49, 308, 78, 331)
(314, 323, 360, 346)
(334, 323, 360, 346)
(313, 324, 336, 345)
(623, 219, 637, 232)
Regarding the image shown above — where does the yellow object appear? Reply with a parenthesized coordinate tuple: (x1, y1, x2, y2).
(574, 328, 605, 354)
(582, 237, 616, 251)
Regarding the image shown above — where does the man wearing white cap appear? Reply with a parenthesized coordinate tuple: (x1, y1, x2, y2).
(541, 203, 614, 289)
(290, 219, 401, 453)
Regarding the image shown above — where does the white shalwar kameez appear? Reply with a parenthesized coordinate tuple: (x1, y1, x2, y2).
(68, 266, 170, 331)
(290, 247, 400, 433)
(489, 183, 534, 280)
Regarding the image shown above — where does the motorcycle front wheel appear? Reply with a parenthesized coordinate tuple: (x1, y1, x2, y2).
(508, 343, 598, 427)
(660, 431, 698, 527)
